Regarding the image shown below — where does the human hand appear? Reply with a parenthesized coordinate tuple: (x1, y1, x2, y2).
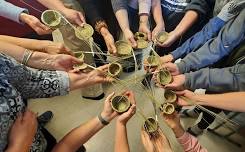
(162, 112, 185, 138)
(175, 90, 197, 106)
(139, 24, 151, 41)
(50, 54, 82, 71)
(152, 24, 165, 42)
(143, 58, 158, 73)
(101, 28, 117, 54)
(7, 109, 38, 152)
(165, 74, 186, 91)
(20, 13, 52, 35)
(160, 54, 174, 64)
(161, 62, 180, 76)
(41, 41, 73, 55)
(141, 128, 172, 152)
(62, 8, 85, 26)
(117, 91, 136, 125)
(123, 28, 137, 48)
(101, 92, 119, 122)
(158, 31, 179, 47)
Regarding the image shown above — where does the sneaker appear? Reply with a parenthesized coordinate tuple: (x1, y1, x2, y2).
(37, 111, 53, 126)
(187, 125, 203, 136)
(228, 0, 245, 14)
(180, 108, 199, 118)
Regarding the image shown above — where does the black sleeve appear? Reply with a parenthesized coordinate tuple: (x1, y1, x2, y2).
(185, 0, 215, 17)
(79, 0, 104, 27)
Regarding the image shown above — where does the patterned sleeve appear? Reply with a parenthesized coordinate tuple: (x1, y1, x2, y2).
(0, 53, 69, 99)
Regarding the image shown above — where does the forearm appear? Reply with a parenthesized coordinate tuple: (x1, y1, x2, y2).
(152, 0, 164, 27)
(0, 35, 51, 52)
(173, 10, 198, 37)
(52, 117, 105, 152)
(37, 0, 67, 12)
(115, 9, 130, 33)
(114, 122, 130, 152)
(194, 92, 245, 112)
(0, 41, 56, 70)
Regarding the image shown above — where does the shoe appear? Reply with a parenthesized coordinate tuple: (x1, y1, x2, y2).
(37, 111, 53, 126)
(180, 108, 199, 118)
(228, 0, 245, 14)
(187, 125, 203, 136)
(82, 93, 105, 100)
(76, 145, 86, 152)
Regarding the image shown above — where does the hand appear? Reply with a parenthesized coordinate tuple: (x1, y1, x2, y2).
(117, 91, 136, 125)
(175, 90, 197, 106)
(7, 109, 38, 152)
(143, 58, 158, 73)
(165, 74, 186, 91)
(42, 41, 73, 55)
(139, 24, 151, 41)
(162, 112, 185, 138)
(20, 13, 52, 35)
(160, 54, 174, 64)
(123, 28, 137, 48)
(141, 128, 154, 152)
(152, 24, 165, 41)
(101, 28, 117, 54)
(141, 128, 171, 152)
(162, 62, 180, 76)
(101, 92, 118, 122)
(62, 8, 85, 26)
(158, 31, 179, 47)
(50, 54, 82, 71)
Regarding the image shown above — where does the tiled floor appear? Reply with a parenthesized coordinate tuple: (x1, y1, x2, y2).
(28, 68, 245, 152)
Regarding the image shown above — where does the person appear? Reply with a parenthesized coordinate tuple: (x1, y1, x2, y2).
(0, 0, 51, 36)
(79, 0, 119, 55)
(0, 35, 73, 55)
(176, 90, 245, 113)
(150, 0, 214, 55)
(111, 0, 151, 47)
(0, 42, 112, 151)
(49, 91, 136, 152)
(157, 0, 245, 64)
(162, 112, 208, 152)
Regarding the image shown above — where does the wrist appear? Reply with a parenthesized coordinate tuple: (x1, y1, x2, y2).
(172, 125, 185, 138)
(19, 13, 29, 23)
(116, 120, 127, 127)
(101, 111, 115, 122)
(100, 27, 110, 37)
(40, 41, 53, 52)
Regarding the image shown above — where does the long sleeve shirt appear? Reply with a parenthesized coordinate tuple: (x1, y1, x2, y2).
(0, 53, 69, 151)
(177, 9, 245, 74)
(0, 0, 28, 23)
(178, 132, 208, 152)
(184, 64, 245, 93)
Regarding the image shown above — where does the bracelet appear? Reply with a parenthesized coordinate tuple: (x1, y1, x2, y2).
(21, 49, 34, 65)
(98, 113, 109, 125)
(95, 20, 108, 34)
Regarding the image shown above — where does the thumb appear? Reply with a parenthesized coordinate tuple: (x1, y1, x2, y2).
(147, 32, 152, 41)
(129, 37, 137, 48)
(78, 12, 86, 24)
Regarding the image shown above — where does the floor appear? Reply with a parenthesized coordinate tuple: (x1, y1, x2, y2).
(28, 66, 245, 152)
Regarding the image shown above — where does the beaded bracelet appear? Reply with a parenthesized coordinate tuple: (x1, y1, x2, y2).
(95, 20, 108, 34)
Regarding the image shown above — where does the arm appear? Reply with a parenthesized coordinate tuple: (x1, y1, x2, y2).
(151, 0, 165, 40)
(184, 64, 245, 92)
(52, 92, 118, 152)
(114, 91, 136, 152)
(177, 9, 245, 74)
(0, 0, 28, 23)
(37, 0, 85, 25)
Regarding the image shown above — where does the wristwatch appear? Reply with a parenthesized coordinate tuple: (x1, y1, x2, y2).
(98, 113, 110, 125)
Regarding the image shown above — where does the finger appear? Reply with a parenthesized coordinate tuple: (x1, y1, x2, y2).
(62, 45, 74, 56)
(111, 44, 117, 54)
(16, 112, 23, 122)
(175, 90, 186, 96)
(129, 37, 137, 48)
(147, 32, 152, 41)
(72, 56, 83, 64)
(105, 92, 115, 103)
(78, 12, 86, 24)
(97, 64, 109, 71)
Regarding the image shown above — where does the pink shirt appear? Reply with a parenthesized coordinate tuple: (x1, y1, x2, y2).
(177, 132, 208, 152)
